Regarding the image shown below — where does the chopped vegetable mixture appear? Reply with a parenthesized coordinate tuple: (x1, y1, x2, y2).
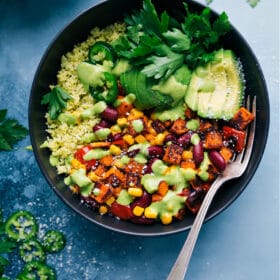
(41, 0, 254, 225)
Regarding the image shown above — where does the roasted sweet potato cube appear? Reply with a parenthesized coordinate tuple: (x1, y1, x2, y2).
(204, 131, 223, 149)
(117, 101, 134, 117)
(94, 184, 113, 204)
(220, 146, 233, 163)
(163, 144, 183, 165)
(170, 118, 187, 135)
(199, 120, 213, 132)
(104, 167, 125, 183)
(230, 107, 254, 130)
(124, 160, 144, 174)
(125, 172, 141, 188)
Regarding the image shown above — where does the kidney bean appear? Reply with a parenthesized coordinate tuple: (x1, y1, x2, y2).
(130, 191, 152, 209)
(177, 132, 192, 148)
(148, 146, 164, 158)
(92, 124, 104, 132)
(100, 107, 118, 123)
(99, 119, 110, 128)
(164, 134, 177, 144)
(193, 141, 204, 165)
(112, 133, 122, 141)
(208, 150, 226, 171)
(127, 148, 140, 157)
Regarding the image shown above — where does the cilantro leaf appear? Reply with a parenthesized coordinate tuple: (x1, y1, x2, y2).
(0, 111, 28, 151)
(142, 44, 184, 79)
(163, 28, 191, 52)
(41, 86, 72, 120)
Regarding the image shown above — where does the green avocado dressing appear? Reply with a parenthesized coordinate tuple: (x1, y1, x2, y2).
(152, 101, 185, 121)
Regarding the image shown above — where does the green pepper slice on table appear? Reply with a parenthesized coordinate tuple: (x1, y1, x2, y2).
(16, 261, 56, 280)
(88, 41, 116, 64)
(42, 230, 66, 253)
(90, 72, 118, 104)
(4, 211, 38, 242)
(19, 239, 46, 263)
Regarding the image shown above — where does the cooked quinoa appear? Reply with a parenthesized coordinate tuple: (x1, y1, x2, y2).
(43, 23, 126, 174)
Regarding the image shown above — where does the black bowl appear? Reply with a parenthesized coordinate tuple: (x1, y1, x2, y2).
(29, 0, 269, 236)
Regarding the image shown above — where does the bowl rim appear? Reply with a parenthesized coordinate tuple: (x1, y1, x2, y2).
(29, 0, 270, 236)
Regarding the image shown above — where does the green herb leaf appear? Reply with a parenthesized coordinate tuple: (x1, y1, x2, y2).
(142, 44, 184, 79)
(163, 28, 191, 52)
(0, 239, 16, 254)
(247, 0, 260, 7)
(41, 86, 72, 120)
(0, 112, 28, 151)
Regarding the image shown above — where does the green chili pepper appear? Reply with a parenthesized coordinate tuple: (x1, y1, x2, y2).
(42, 230, 66, 253)
(90, 72, 118, 104)
(16, 261, 56, 280)
(19, 239, 46, 263)
(4, 211, 38, 242)
(88, 41, 116, 65)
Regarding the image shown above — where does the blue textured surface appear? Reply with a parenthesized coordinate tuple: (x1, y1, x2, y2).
(0, 0, 279, 279)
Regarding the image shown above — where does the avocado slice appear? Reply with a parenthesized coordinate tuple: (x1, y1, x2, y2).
(185, 49, 244, 120)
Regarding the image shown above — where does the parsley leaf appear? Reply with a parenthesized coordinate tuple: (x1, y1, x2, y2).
(41, 86, 72, 120)
(163, 28, 191, 52)
(0, 110, 28, 151)
(247, 0, 260, 7)
(115, 0, 231, 80)
(142, 44, 184, 79)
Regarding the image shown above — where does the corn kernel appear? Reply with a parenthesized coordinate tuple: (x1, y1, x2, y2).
(128, 187, 143, 197)
(109, 144, 122, 156)
(133, 206, 144, 216)
(69, 185, 79, 194)
(128, 108, 144, 120)
(123, 134, 134, 145)
(99, 205, 108, 215)
(135, 135, 147, 144)
(88, 171, 100, 182)
(182, 150, 193, 160)
(105, 196, 115, 206)
(153, 133, 166, 145)
(161, 213, 173, 225)
(71, 158, 85, 170)
(117, 118, 128, 127)
(144, 207, 158, 219)
(110, 124, 122, 134)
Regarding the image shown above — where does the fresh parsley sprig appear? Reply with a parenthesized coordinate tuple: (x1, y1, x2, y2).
(0, 110, 28, 151)
(41, 86, 72, 120)
(113, 0, 231, 80)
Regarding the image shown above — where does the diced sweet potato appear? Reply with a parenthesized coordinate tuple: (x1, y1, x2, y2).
(124, 160, 144, 175)
(199, 120, 213, 132)
(163, 144, 184, 165)
(104, 167, 125, 183)
(158, 181, 169, 197)
(230, 107, 254, 130)
(180, 160, 196, 169)
(204, 131, 223, 149)
(170, 118, 187, 135)
(99, 155, 114, 166)
(117, 102, 133, 117)
(220, 146, 233, 163)
(125, 172, 141, 188)
(94, 184, 113, 204)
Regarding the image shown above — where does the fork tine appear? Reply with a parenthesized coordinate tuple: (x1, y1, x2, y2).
(240, 96, 256, 173)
